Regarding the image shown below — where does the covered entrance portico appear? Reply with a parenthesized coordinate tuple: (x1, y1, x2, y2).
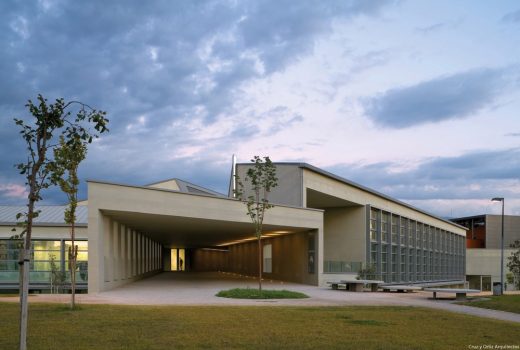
(87, 180, 324, 293)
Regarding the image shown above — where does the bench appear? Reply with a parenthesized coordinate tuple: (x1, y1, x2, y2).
(327, 280, 384, 292)
(423, 288, 481, 300)
(381, 285, 423, 293)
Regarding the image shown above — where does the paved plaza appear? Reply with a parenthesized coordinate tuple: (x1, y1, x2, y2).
(4, 272, 520, 323)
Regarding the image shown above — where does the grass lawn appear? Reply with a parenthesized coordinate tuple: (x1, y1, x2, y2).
(0, 303, 519, 349)
(458, 294, 520, 314)
(216, 288, 308, 299)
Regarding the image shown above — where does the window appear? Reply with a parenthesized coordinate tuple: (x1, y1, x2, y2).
(0, 239, 89, 284)
(409, 248, 415, 281)
(370, 243, 378, 268)
(423, 225, 430, 249)
(381, 245, 388, 274)
(408, 221, 415, 247)
(391, 245, 397, 273)
(391, 215, 398, 244)
(370, 209, 378, 241)
(382, 212, 389, 243)
(400, 218, 406, 246)
(263, 244, 272, 273)
(416, 249, 422, 280)
(401, 249, 406, 279)
(65, 241, 89, 282)
(416, 223, 422, 248)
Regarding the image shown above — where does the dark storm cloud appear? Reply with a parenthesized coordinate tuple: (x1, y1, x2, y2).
(502, 9, 520, 23)
(0, 0, 391, 204)
(326, 148, 520, 201)
(363, 68, 512, 129)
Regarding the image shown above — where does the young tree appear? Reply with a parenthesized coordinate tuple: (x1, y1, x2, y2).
(13, 95, 108, 350)
(507, 240, 520, 290)
(51, 136, 87, 309)
(234, 156, 278, 291)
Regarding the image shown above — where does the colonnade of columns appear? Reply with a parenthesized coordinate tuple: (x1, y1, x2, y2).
(102, 217, 162, 284)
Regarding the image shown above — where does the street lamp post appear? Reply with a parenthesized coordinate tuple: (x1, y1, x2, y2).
(491, 197, 505, 295)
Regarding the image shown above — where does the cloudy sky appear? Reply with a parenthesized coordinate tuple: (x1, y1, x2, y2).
(1, 0, 519, 218)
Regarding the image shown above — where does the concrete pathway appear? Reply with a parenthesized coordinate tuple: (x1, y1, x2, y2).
(3, 272, 520, 323)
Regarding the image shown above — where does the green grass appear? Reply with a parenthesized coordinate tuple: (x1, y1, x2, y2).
(216, 288, 309, 299)
(458, 294, 520, 314)
(0, 302, 519, 349)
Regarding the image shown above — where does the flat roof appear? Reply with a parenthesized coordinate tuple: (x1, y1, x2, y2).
(87, 179, 323, 213)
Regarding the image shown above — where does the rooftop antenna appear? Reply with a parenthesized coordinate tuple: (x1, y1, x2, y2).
(228, 154, 237, 198)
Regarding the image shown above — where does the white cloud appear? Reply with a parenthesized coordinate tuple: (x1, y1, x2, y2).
(0, 184, 28, 199)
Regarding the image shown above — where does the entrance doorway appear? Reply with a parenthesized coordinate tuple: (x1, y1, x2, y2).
(171, 248, 185, 271)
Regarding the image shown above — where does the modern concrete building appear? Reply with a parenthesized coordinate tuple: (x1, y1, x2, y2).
(0, 162, 467, 293)
(451, 214, 520, 291)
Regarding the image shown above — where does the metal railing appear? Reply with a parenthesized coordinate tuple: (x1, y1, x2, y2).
(323, 261, 362, 273)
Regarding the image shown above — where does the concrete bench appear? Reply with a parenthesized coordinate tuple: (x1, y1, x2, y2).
(345, 280, 385, 292)
(327, 281, 348, 290)
(327, 280, 384, 292)
(381, 285, 423, 293)
(423, 288, 481, 300)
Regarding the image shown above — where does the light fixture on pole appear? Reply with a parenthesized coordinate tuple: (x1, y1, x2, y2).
(491, 197, 505, 295)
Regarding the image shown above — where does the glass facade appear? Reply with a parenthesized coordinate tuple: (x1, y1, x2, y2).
(0, 239, 88, 285)
(367, 206, 465, 283)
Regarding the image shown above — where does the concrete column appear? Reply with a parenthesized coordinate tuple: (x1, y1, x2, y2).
(147, 237, 151, 272)
(113, 221, 120, 281)
(130, 230, 135, 277)
(159, 244, 162, 270)
(103, 216, 112, 282)
(134, 231, 138, 276)
(128, 228, 132, 278)
(143, 236, 147, 273)
(317, 227, 324, 286)
(125, 227, 130, 279)
(141, 235, 145, 274)
(88, 208, 109, 293)
(147, 237, 150, 272)
(154, 242, 159, 270)
(158, 243, 161, 270)
(138, 233, 142, 275)
(153, 241, 157, 270)
(120, 224, 126, 280)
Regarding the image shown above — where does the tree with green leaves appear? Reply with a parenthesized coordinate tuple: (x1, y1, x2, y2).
(13, 94, 108, 350)
(234, 156, 278, 291)
(507, 240, 520, 290)
(51, 136, 87, 309)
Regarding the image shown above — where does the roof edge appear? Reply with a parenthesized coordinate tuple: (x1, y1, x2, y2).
(235, 162, 465, 231)
(87, 179, 324, 213)
(298, 163, 467, 231)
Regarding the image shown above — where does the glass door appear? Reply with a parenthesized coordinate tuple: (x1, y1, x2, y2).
(170, 248, 185, 271)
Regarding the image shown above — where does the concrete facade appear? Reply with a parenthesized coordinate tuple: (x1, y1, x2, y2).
(1, 162, 466, 293)
(236, 163, 466, 285)
(452, 214, 520, 291)
(87, 180, 323, 292)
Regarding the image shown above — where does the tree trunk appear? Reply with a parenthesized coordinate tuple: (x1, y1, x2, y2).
(19, 248, 29, 350)
(70, 221, 76, 309)
(258, 237, 262, 292)
(19, 197, 35, 350)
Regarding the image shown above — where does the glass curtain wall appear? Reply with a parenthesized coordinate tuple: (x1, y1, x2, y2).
(0, 239, 88, 285)
(367, 207, 464, 283)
